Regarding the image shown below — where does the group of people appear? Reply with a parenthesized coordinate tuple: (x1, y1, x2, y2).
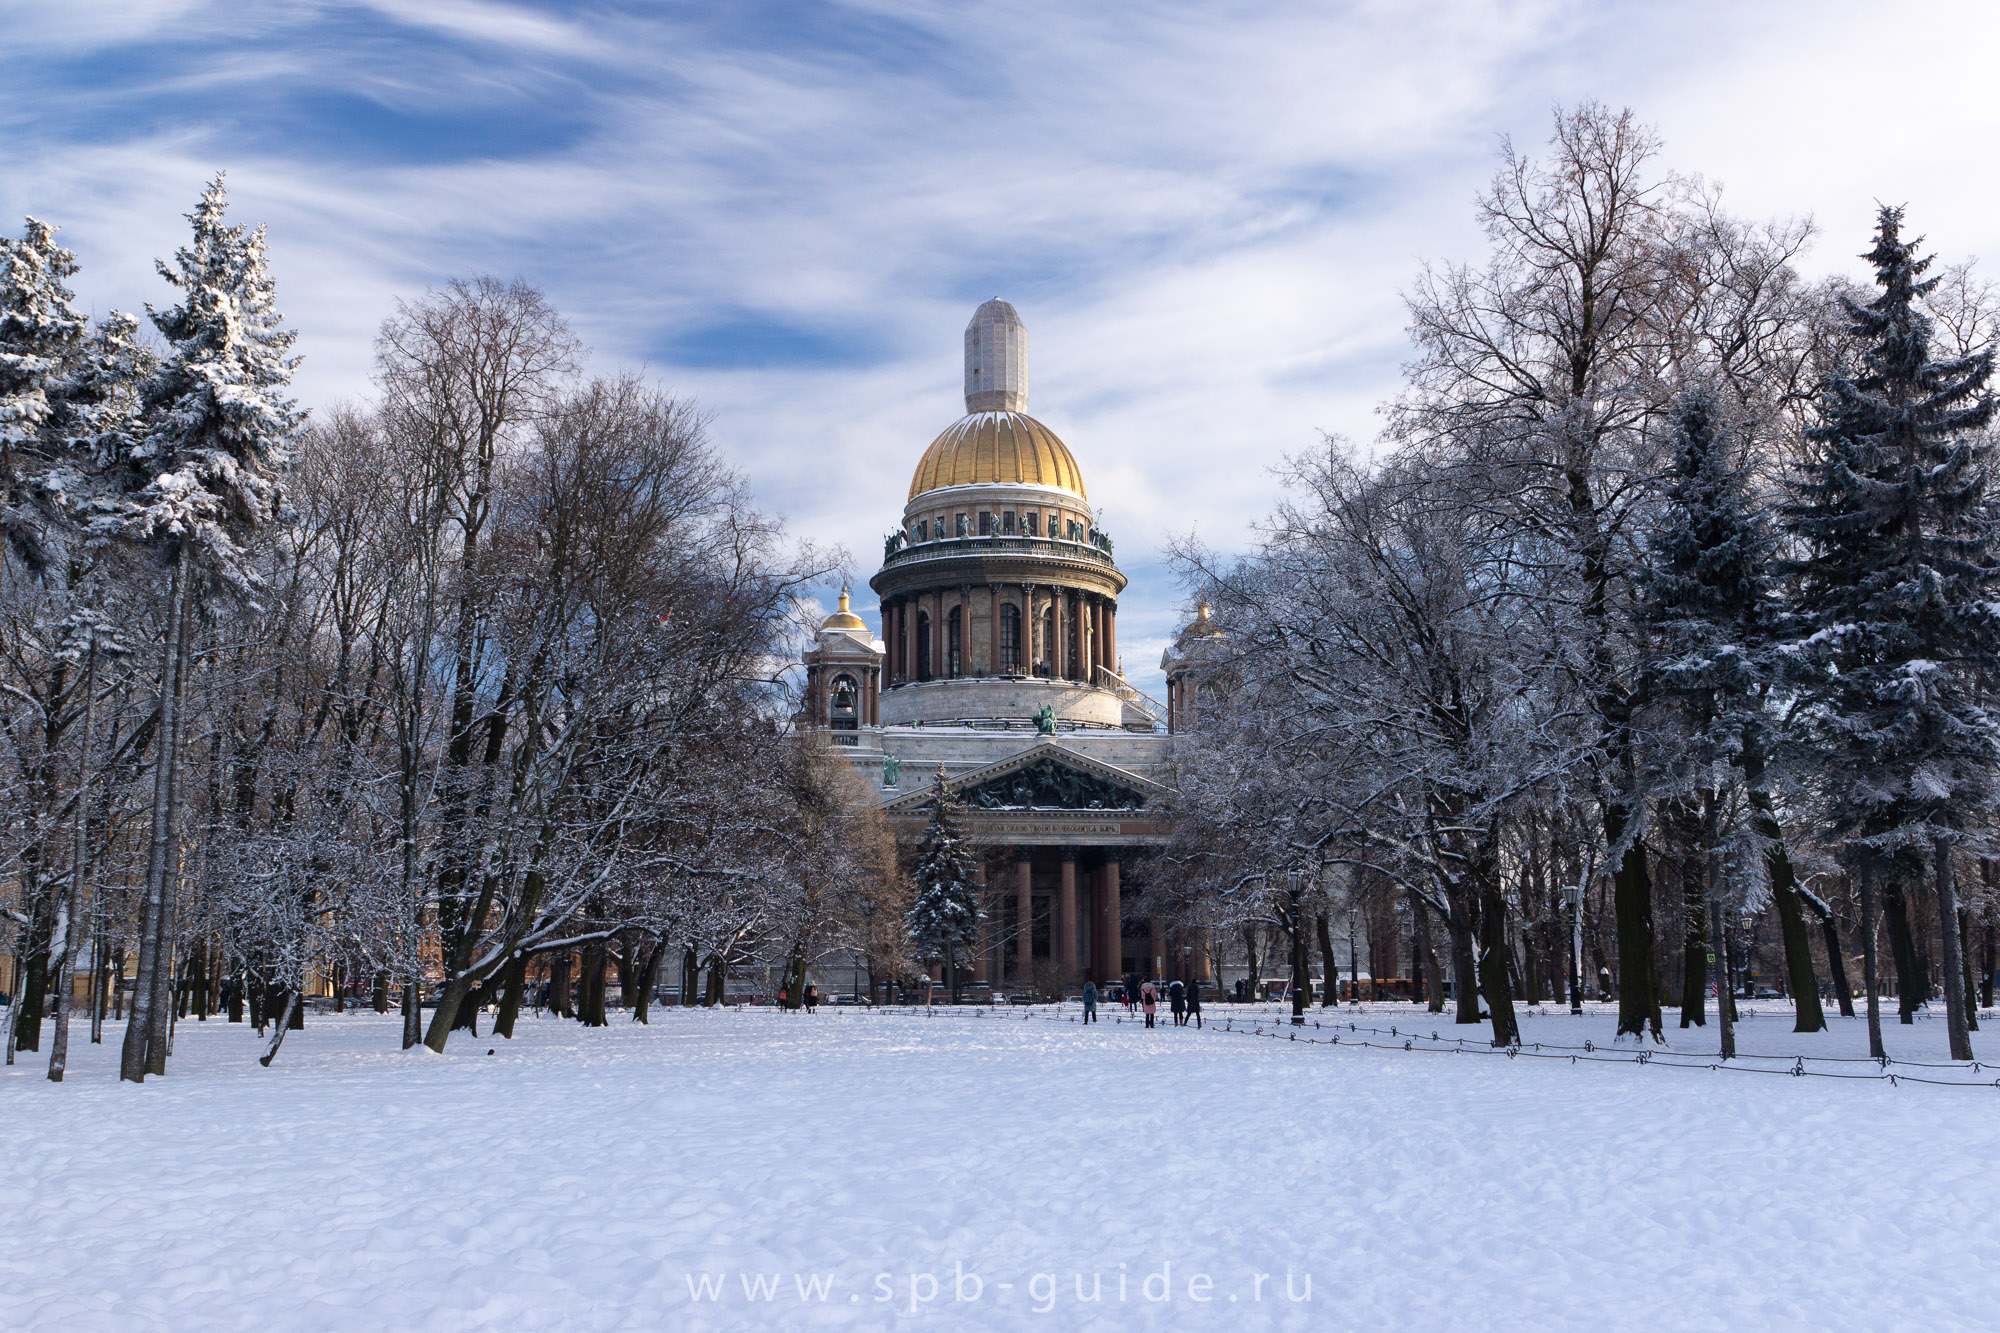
(1079, 974, 1203, 1029)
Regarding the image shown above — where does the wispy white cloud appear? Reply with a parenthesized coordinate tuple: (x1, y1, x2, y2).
(8, 1, 1999, 695)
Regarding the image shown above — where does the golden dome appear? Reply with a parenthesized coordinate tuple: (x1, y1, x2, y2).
(821, 587, 867, 632)
(907, 411, 1087, 502)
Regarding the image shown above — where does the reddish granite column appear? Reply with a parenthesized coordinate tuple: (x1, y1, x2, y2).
(971, 858, 990, 983)
(987, 584, 1001, 676)
(1058, 850, 1079, 985)
(1015, 851, 1034, 982)
(1100, 854, 1122, 981)
(1052, 589, 1066, 680)
(931, 590, 944, 681)
(957, 589, 971, 678)
(1149, 914, 1164, 981)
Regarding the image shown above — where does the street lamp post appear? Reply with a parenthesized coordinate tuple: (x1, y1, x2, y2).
(1563, 882, 1584, 1015)
(1286, 870, 1307, 1026)
(1347, 907, 1359, 1006)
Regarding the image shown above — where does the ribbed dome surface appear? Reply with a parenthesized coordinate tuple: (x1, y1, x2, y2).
(907, 411, 1087, 501)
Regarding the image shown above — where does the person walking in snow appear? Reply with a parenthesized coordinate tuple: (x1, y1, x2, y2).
(1126, 970, 1141, 1013)
(1082, 981, 1098, 1024)
(1186, 979, 1203, 1029)
(1168, 978, 1186, 1026)
(804, 983, 819, 1012)
(1141, 980, 1159, 1028)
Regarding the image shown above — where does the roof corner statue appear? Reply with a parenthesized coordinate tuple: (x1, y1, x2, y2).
(799, 299, 1192, 995)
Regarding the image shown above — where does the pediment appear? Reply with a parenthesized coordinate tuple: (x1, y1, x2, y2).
(882, 740, 1162, 815)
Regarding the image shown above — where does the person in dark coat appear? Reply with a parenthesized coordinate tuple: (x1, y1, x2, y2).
(1126, 971, 1141, 1013)
(804, 983, 819, 1012)
(1186, 978, 1204, 1028)
(1082, 981, 1098, 1024)
(1168, 978, 1186, 1026)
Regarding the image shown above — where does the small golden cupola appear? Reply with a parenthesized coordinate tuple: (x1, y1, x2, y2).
(821, 586, 868, 632)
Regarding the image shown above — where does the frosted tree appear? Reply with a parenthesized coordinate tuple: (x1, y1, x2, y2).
(108, 176, 301, 1083)
(904, 773, 981, 1004)
(1782, 206, 2000, 1062)
(0, 217, 88, 572)
(1638, 391, 1807, 1055)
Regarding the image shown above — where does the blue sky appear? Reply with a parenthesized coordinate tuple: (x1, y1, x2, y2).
(12, 0, 2000, 697)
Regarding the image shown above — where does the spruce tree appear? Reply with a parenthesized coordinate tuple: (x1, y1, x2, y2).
(0, 217, 89, 571)
(904, 773, 982, 1004)
(109, 176, 301, 1082)
(1640, 390, 1827, 1042)
(1782, 206, 1999, 1062)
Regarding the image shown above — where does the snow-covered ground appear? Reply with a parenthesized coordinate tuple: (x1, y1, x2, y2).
(5, 1000, 1999, 1331)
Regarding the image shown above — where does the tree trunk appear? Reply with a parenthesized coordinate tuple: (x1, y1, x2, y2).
(703, 954, 725, 1006)
(1881, 880, 1923, 1024)
(1933, 837, 1974, 1060)
(542, 952, 570, 1018)
(1445, 897, 1480, 1025)
(1708, 892, 1735, 1059)
(632, 938, 665, 1024)
(1805, 895, 1855, 1018)
(1959, 908, 1979, 1033)
(122, 548, 191, 1083)
(372, 969, 390, 1014)
(259, 987, 300, 1067)
(1858, 862, 1885, 1059)
(1410, 894, 1444, 1012)
(1679, 856, 1706, 1028)
(47, 643, 98, 1081)
(1315, 913, 1337, 1008)
(401, 974, 421, 1050)
(577, 943, 608, 1026)
(1611, 837, 1663, 1041)
(1477, 880, 1520, 1047)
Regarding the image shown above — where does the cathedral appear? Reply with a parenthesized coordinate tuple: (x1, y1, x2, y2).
(800, 298, 1216, 993)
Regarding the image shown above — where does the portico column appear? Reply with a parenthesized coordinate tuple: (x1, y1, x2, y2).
(1021, 584, 1036, 672)
(1100, 853, 1122, 981)
(987, 584, 1002, 675)
(1015, 850, 1035, 982)
(1149, 914, 1164, 981)
(972, 858, 990, 983)
(1105, 602, 1117, 677)
(1059, 849, 1079, 984)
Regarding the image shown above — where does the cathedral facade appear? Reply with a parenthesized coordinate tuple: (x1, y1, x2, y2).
(801, 299, 1211, 992)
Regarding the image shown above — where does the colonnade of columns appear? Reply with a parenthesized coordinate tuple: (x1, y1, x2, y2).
(879, 586, 1118, 686)
(950, 846, 1216, 993)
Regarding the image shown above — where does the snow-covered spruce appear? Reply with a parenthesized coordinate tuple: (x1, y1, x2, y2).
(1780, 206, 2000, 1063)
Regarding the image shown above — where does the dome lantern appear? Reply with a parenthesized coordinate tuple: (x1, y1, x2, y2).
(965, 298, 1028, 413)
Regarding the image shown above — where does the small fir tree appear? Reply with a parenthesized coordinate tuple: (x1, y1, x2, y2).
(904, 772, 982, 1004)
(1781, 206, 2000, 1061)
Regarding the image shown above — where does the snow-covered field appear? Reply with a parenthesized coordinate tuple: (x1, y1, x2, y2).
(5, 1000, 1999, 1331)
